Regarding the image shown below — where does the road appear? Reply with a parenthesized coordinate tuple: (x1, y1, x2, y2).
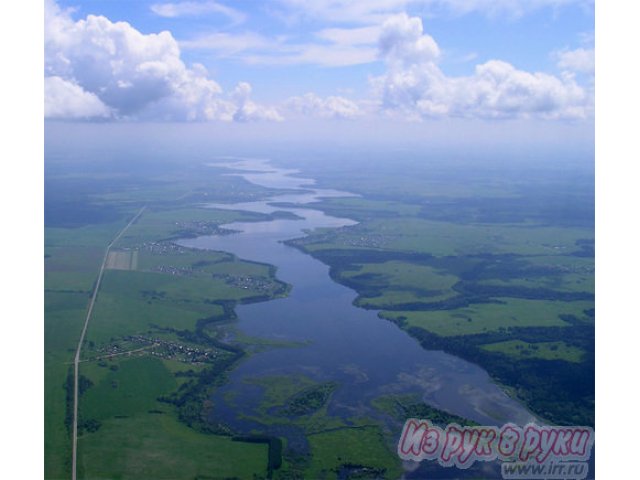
(71, 206, 146, 480)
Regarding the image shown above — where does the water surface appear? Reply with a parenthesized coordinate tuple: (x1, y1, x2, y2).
(178, 159, 536, 473)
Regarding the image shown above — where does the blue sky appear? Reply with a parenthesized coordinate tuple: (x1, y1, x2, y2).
(52, 0, 593, 95)
(44, 0, 595, 148)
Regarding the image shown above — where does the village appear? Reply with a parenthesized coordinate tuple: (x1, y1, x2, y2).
(172, 220, 238, 238)
(88, 334, 229, 366)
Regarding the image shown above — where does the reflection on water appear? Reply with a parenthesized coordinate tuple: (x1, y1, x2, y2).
(179, 158, 537, 474)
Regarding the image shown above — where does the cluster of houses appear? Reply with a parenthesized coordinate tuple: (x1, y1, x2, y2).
(92, 335, 225, 365)
(214, 273, 275, 292)
(142, 241, 189, 255)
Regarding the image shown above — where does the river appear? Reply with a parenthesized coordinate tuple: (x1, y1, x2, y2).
(177, 158, 536, 477)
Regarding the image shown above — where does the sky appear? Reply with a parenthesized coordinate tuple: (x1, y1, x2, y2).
(44, 0, 595, 149)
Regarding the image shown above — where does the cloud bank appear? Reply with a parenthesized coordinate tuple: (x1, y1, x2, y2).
(286, 93, 362, 119)
(43, 2, 593, 123)
(372, 13, 592, 119)
(44, 0, 278, 121)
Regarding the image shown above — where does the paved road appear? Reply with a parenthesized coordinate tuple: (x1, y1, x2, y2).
(71, 207, 145, 480)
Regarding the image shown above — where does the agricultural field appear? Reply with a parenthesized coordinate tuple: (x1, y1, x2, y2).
(45, 220, 131, 479)
(105, 249, 138, 270)
(44, 161, 296, 479)
(77, 412, 268, 480)
(304, 427, 404, 480)
(480, 340, 585, 363)
(293, 217, 592, 257)
(340, 260, 460, 308)
(380, 298, 593, 337)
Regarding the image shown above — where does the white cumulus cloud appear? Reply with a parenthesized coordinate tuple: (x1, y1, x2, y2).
(44, 0, 277, 122)
(378, 13, 440, 65)
(286, 93, 362, 119)
(373, 13, 592, 119)
(44, 76, 111, 119)
(555, 47, 595, 75)
(232, 83, 284, 122)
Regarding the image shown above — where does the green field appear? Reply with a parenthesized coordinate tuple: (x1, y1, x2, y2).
(480, 340, 585, 363)
(381, 298, 593, 337)
(77, 414, 268, 480)
(45, 219, 131, 479)
(73, 212, 292, 477)
(304, 427, 403, 480)
(86, 267, 283, 345)
(81, 356, 176, 420)
(75, 357, 268, 479)
(340, 260, 460, 308)
(45, 246, 106, 291)
(297, 218, 591, 257)
(105, 250, 138, 270)
(45, 163, 295, 479)
(477, 254, 595, 294)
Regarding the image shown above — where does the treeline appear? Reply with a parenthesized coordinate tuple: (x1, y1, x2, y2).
(157, 352, 239, 436)
(282, 382, 337, 417)
(155, 306, 287, 474)
(453, 281, 594, 302)
(396, 401, 479, 428)
(155, 309, 245, 435)
(153, 301, 244, 355)
(63, 369, 101, 434)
